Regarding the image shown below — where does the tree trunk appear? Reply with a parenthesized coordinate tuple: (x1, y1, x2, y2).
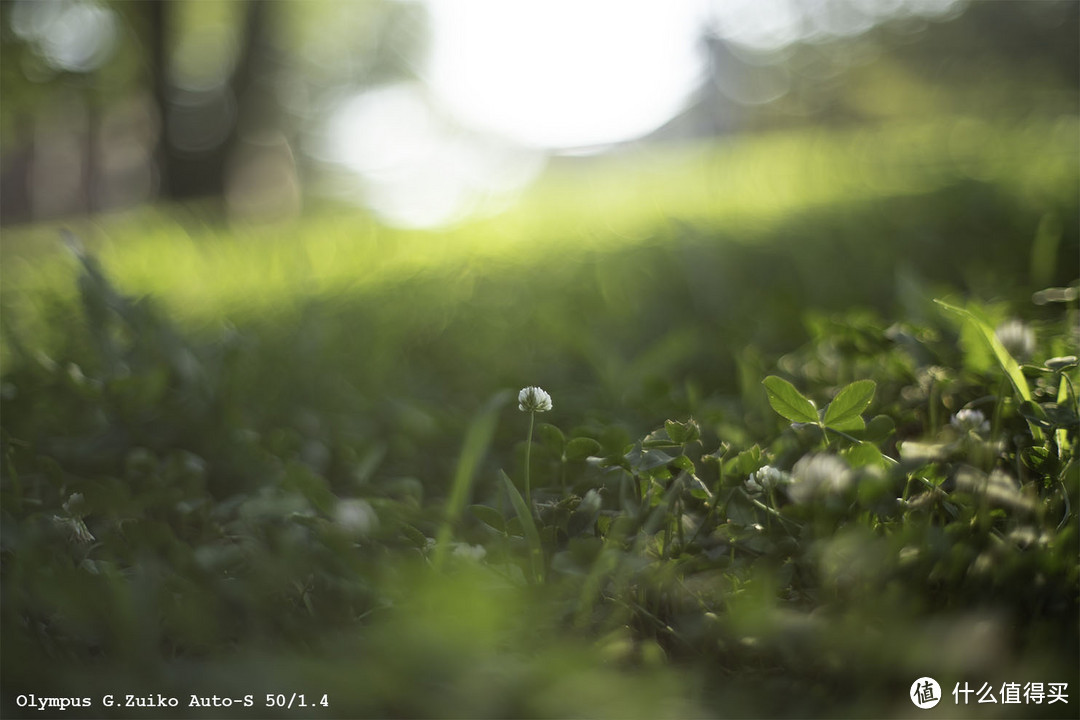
(143, 0, 277, 203)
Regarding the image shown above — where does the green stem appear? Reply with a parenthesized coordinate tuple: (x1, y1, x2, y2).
(818, 421, 831, 449)
(746, 494, 802, 534)
(687, 487, 722, 548)
(1056, 479, 1072, 532)
(991, 375, 1008, 441)
(929, 378, 940, 434)
(525, 410, 535, 511)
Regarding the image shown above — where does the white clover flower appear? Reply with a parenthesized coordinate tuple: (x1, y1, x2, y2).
(518, 386, 552, 413)
(333, 498, 379, 537)
(788, 454, 852, 504)
(995, 319, 1035, 361)
(746, 465, 786, 494)
(452, 543, 487, 562)
(951, 408, 990, 435)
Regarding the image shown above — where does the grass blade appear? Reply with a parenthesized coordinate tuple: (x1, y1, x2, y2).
(935, 299, 1041, 440)
(499, 469, 544, 584)
(935, 300, 1032, 401)
(432, 390, 511, 571)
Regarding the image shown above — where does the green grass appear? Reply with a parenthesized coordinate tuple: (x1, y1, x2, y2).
(3, 116, 1076, 330)
(1, 116, 1078, 718)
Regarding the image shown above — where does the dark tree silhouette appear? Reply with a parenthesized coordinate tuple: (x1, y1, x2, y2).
(141, 0, 283, 202)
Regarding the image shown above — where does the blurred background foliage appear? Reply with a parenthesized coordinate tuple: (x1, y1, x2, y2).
(1, 1, 1078, 718)
(0, 0, 1076, 225)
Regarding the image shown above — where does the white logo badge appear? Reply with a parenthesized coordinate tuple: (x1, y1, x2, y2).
(911, 677, 942, 709)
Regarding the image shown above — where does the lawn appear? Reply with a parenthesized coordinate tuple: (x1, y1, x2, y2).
(1, 117, 1077, 718)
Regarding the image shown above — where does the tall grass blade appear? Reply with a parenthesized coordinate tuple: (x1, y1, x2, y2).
(935, 299, 1042, 440)
(432, 390, 511, 571)
(499, 469, 544, 584)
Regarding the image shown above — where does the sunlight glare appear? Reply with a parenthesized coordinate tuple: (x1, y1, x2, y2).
(315, 83, 545, 228)
(423, 0, 710, 151)
(320, 0, 971, 228)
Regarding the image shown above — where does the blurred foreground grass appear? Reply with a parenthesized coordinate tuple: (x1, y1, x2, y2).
(1, 118, 1078, 718)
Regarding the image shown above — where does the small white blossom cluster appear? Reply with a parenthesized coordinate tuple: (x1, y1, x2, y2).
(951, 408, 990, 435)
(787, 454, 852, 504)
(420, 539, 487, 563)
(518, 386, 552, 413)
(745, 465, 787, 494)
(452, 543, 487, 561)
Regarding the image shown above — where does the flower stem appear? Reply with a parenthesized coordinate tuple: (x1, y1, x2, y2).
(524, 410, 535, 511)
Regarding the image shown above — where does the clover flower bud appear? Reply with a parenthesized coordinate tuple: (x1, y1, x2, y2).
(518, 386, 552, 413)
(995, 319, 1035, 361)
(951, 408, 990, 435)
(746, 465, 786, 494)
